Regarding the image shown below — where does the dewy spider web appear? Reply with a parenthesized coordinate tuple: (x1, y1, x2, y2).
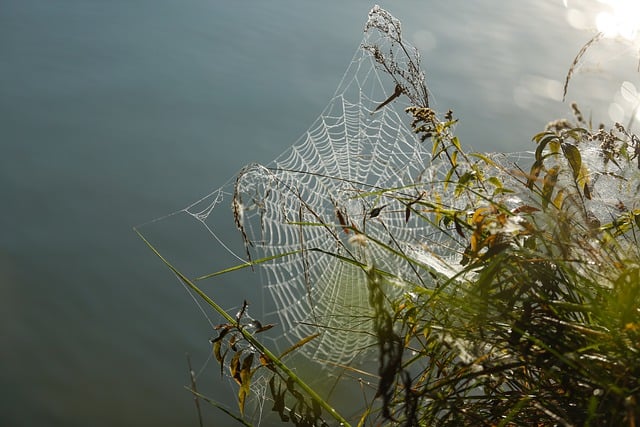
(211, 6, 448, 365)
(138, 7, 640, 419)
(140, 6, 523, 367)
(142, 1, 640, 373)
(167, 5, 449, 366)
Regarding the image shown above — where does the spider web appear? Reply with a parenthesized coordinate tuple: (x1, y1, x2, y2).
(137, 6, 640, 424)
(194, 6, 447, 365)
(139, 3, 640, 371)
(139, 6, 526, 367)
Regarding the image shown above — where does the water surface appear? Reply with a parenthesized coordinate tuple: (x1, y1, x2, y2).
(1, 1, 637, 425)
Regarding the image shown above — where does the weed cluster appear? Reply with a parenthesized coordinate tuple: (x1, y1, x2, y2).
(370, 103, 640, 426)
(140, 7, 640, 426)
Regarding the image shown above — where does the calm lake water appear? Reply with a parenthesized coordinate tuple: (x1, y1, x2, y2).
(1, 1, 638, 425)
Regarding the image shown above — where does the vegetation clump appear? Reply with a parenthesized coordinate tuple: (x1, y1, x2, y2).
(143, 101, 640, 426)
(370, 102, 640, 426)
(140, 7, 640, 426)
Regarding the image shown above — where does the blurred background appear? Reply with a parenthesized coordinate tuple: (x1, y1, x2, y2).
(2, 1, 639, 425)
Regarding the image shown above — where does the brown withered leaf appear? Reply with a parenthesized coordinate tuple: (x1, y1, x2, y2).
(512, 205, 540, 214)
(255, 323, 275, 333)
(213, 340, 223, 364)
(211, 324, 232, 343)
(259, 353, 275, 371)
(230, 351, 243, 386)
(453, 214, 465, 238)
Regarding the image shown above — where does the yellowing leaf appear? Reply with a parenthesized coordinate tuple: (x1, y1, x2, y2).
(230, 351, 243, 385)
(434, 193, 442, 225)
(444, 166, 456, 191)
(237, 353, 255, 415)
(469, 152, 497, 167)
(259, 353, 275, 371)
(527, 160, 543, 189)
(255, 323, 275, 333)
(542, 166, 559, 210)
(451, 136, 462, 151)
(470, 232, 479, 252)
(553, 188, 565, 210)
(471, 207, 489, 225)
(487, 176, 503, 190)
(213, 340, 223, 364)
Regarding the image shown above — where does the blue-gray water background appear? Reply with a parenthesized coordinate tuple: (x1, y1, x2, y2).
(2, 1, 638, 426)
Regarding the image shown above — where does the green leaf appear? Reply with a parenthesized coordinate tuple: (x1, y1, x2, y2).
(197, 250, 301, 280)
(564, 127, 589, 141)
(534, 133, 559, 161)
(487, 176, 503, 190)
(532, 130, 555, 144)
(270, 377, 290, 422)
(454, 170, 474, 197)
(185, 387, 253, 427)
(444, 165, 457, 191)
(561, 142, 582, 181)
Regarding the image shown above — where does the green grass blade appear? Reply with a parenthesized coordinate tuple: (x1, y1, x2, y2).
(196, 250, 302, 280)
(184, 386, 253, 427)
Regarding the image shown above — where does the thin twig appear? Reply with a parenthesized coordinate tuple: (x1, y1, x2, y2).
(186, 353, 204, 427)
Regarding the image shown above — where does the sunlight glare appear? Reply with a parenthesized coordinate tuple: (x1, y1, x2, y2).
(595, 0, 640, 41)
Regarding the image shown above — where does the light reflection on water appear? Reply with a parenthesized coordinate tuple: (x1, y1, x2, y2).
(1, 1, 639, 426)
(562, 0, 640, 126)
